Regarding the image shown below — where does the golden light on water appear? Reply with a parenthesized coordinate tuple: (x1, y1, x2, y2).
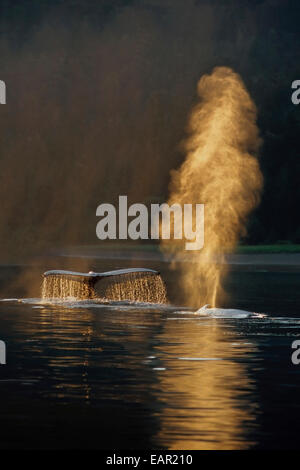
(163, 66, 263, 307)
(153, 319, 258, 450)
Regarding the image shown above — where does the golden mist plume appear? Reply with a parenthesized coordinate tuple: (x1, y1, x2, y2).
(163, 66, 263, 308)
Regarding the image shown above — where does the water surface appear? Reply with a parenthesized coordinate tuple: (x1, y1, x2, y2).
(0, 262, 299, 449)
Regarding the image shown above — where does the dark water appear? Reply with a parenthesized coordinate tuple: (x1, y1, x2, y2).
(0, 260, 300, 449)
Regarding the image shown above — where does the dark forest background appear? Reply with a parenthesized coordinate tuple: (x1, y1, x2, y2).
(0, 0, 299, 260)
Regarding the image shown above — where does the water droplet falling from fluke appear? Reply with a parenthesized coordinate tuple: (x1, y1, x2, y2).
(41, 268, 167, 303)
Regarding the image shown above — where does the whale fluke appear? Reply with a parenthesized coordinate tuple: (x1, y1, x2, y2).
(41, 268, 167, 303)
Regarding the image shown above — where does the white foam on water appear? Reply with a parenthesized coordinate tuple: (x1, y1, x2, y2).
(3, 298, 300, 329)
(3, 296, 175, 314)
(172, 310, 195, 315)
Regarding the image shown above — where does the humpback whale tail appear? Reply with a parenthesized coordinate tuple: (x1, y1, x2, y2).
(41, 268, 167, 303)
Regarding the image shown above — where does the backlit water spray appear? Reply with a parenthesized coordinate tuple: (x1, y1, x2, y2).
(163, 67, 263, 308)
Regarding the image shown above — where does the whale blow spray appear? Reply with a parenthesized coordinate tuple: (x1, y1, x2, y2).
(163, 67, 263, 307)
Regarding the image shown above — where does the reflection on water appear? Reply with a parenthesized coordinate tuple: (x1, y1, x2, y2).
(153, 317, 259, 449)
(1, 269, 300, 449)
